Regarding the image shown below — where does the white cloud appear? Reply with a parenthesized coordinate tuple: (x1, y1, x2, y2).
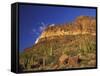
(41, 22, 45, 26)
(39, 22, 47, 31)
(49, 24, 55, 27)
(32, 29, 40, 36)
(39, 26, 45, 31)
(32, 29, 36, 32)
(33, 22, 47, 44)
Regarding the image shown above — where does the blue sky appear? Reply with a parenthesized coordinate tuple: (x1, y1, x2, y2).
(19, 4, 96, 52)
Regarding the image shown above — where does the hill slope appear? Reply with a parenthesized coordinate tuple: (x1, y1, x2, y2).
(19, 16, 96, 72)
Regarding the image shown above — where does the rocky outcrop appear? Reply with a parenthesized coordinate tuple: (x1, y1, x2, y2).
(36, 16, 96, 43)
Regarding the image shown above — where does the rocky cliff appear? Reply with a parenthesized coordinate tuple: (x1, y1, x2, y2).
(36, 16, 96, 43)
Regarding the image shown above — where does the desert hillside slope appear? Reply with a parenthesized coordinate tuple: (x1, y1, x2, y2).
(19, 16, 96, 72)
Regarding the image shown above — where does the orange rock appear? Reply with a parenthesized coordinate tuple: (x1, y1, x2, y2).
(53, 64, 59, 69)
(68, 56, 79, 67)
(59, 54, 69, 65)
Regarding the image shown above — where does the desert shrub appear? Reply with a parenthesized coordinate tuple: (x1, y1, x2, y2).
(65, 50, 78, 56)
(45, 55, 57, 65)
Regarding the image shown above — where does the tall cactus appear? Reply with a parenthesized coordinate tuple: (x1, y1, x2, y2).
(42, 53, 46, 69)
(50, 46, 53, 56)
(23, 54, 32, 69)
(24, 57, 29, 69)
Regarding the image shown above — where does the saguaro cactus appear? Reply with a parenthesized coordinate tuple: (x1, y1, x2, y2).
(50, 46, 53, 56)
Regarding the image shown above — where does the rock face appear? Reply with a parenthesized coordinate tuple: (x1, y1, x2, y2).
(36, 16, 96, 43)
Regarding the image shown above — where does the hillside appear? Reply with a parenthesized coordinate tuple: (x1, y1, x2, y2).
(19, 16, 96, 72)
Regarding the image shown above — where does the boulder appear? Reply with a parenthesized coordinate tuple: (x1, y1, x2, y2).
(59, 54, 69, 65)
